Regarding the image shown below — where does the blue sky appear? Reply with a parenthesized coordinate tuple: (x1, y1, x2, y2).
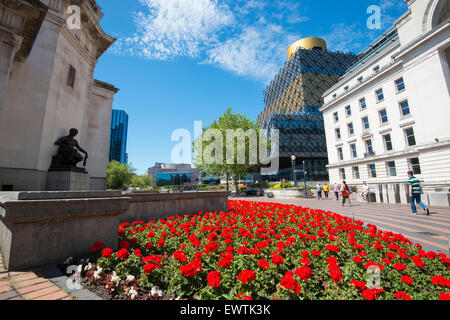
(94, 0, 407, 174)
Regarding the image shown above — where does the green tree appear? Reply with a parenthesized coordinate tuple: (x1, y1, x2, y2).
(106, 161, 134, 190)
(193, 108, 270, 195)
(129, 174, 153, 189)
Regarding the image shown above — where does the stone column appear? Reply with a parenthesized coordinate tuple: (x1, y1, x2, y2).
(0, 29, 20, 117)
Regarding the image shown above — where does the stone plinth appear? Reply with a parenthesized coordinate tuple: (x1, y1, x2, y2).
(267, 188, 312, 199)
(47, 168, 90, 191)
(426, 192, 450, 207)
(0, 191, 130, 271)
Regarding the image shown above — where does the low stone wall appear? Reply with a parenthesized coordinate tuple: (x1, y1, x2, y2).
(0, 191, 130, 271)
(0, 190, 230, 271)
(266, 188, 312, 199)
(121, 191, 230, 223)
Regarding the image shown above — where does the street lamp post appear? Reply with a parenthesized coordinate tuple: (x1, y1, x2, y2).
(303, 160, 307, 198)
(291, 155, 297, 187)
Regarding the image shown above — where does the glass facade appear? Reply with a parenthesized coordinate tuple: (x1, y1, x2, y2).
(109, 109, 129, 164)
(257, 46, 359, 182)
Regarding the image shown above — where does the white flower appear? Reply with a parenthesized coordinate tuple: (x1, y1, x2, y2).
(157, 289, 163, 297)
(84, 263, 93, 271)
(151, 287, 158, 296)
(126, 275, 135, 282)
(77, 265, 83, 273)
(129, 287, 138, 300)
(93, 267, 103, 279)
(110, 272, 120, 285)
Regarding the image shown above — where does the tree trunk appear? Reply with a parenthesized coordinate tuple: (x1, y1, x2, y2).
(226, 173, 229, 191)
(235, 177, 239, 196)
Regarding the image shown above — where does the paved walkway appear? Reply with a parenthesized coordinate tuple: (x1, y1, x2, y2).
(234, 196, 450, 254)
(0, 253, 101, 300)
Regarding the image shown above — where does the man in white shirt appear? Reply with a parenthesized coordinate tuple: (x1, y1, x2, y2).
(361, 181, 370, 203)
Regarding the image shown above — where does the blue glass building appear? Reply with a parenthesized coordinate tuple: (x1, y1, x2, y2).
(257, 38, 359, 181)
(109, 109, 129, 164)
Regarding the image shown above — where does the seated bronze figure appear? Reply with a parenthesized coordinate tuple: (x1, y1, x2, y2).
(50, 128, 88, 169)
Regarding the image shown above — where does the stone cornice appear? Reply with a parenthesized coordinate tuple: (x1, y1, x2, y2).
(0, 0, 48, 61)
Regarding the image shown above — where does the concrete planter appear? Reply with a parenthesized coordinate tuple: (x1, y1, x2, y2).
(266, 188, 312, 199)
(0, 190, 231, 271)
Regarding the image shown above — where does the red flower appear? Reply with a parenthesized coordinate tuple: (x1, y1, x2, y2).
(101, 248, 113, 259)
(116, 248, 130, 260)
(258, 259, 270, 269)
(89, 241, 104, 252)
(217, 256, 233, 269)
(272, 255, 284, 265)
(401, 275, 414, 285)
(295, 266, 312, 281)
(325, 244, 340, 253)
(180, 259, 203, 278)
(353, 256, 363, 264)
(361, 289, 376, 300)
(394, 262, 407, 271)
(439, 293, 450, 300)
(351, 280, 366, 290)
(173, 250, 188, 262)
(280, 272, 301, 294)
(119, 241, 130, 249)
(394, 291, 411, 300)
(207, 271, 221, 288)
(237, 270, 256, 284)
(143, 263, 157, 274)
(311, 250, 321, 257)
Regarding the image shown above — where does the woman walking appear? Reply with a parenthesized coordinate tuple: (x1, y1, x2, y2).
(316, 182, 323, 200)
(340, 181, 350, 206)
(323, 183, 330, 199)
(333, 183, 340, 201)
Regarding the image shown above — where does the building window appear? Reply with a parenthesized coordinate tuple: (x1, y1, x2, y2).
(350, 143, 357, 158)
(386, 161, 397, 177)
(405, 127, 416, 146)
(353, 166, 360, 180)
(357, 76, 363, 84)
(409, 157, 421, 174)
(368, 164, 377, 178)
(337, 147, 344, 161)
(399, 100, 411, 117)
(379, 108, 388, 124)
(359, 97, 366, 110)
(365, 139, 374, 154)
(340, 168, 346, 180)
(345, 105, 352, 117)
(383, 134, 393, 151)
(67, 65, 76, 88)
(362, 116, 370, 130)
(347, 122, 354, 136)
(332, 93, 337, 99)
(373, 65, 380, 74)
(344, 85, 349, 92)
(333, 112, 339, 122)
(335, 128, 341, 140)
(395, 77, 405, 92)
(375, 88, 384, 102)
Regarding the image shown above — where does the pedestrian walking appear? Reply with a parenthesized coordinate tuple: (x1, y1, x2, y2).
(323, 183, 330, 199)
(316, 182, 323, 200)
(333, 183, 340, 200)
(408, 171, 430, 215)
(340, 181, 350, 206)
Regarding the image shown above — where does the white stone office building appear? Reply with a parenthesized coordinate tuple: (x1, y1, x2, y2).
(0, 0, 118, 191)
(321, 0, 450, 206)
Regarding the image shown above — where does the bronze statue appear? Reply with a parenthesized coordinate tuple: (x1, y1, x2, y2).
(50, 128, 88, 169)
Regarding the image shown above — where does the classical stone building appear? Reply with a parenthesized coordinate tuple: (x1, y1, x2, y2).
(321, 0, 450, 206)
(0, 0, 118, 191)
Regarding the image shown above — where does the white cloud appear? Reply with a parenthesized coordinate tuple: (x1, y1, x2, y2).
(322, 23, 367, 53)
(206, 25, 297, 83)
(116, 0, 235, 59)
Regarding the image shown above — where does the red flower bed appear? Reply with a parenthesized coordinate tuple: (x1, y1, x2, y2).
(86, 200, 450, 300)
